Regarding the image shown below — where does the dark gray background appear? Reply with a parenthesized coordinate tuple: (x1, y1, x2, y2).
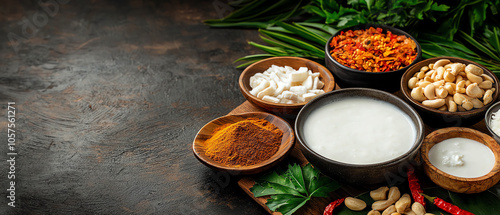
(0, 0, 267, 214)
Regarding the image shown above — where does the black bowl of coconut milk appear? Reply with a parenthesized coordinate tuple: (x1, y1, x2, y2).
(295, 88, 425, 185)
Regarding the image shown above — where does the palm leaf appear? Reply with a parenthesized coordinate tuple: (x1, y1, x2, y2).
(275, 22, 328, 45)
(458, 30, 500, 62)
(258, 29, 325, 57)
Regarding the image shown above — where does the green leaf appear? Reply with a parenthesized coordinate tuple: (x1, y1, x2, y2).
(275, 22, 328, 45)
(251, 163, 340, 215)
(459, 30, 500, 61)
(248, 41, 287, 56)
(258, 29, 325, 57)
(448, 190, 500, 214)
(296, 22, 338, 35)
(233, 54, 274, 63)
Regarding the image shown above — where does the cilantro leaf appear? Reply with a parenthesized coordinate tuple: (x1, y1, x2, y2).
(250, 163, 340, 215)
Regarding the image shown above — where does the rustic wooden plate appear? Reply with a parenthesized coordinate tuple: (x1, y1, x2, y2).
(193, 112, 295, 175)
(421, 127, 500, 193)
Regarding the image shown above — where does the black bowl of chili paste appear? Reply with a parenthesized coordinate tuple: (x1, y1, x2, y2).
(325, 23, 422, 92)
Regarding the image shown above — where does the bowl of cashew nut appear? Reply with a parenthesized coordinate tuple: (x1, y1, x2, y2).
(401, 56, 500, 128)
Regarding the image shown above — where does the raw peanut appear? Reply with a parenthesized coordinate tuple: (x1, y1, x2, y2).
(395, 194, 411, 213)
(403, 209, 417, 215)
(368, 210, 382, 215)
(382, 205, 396, 215)
(345, 197, 366, 211)
(422, 99, 445, 109)
(411, 202, 426, 215)
(370, 186, 390, 201)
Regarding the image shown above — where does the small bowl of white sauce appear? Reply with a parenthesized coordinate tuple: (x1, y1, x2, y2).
(485, 101, 500, 144)
(421, 127, 500, 193)
(295, 88, 425, 185)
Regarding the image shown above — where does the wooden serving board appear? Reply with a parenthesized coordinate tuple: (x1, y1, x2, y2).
(230, 99, 492, 215)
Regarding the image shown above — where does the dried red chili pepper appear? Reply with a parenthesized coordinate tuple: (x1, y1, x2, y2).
(407, 169, 426, 208)
(323, 197, 345, 215)
(421, 193, 475, 215)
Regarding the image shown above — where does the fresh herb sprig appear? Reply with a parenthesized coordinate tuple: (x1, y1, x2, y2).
(251, 163, 340, 215)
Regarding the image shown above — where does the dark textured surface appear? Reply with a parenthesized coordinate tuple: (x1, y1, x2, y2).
(0, 1, 267, 214)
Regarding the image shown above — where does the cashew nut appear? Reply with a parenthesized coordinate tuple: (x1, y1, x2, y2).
(447, 99, 457, 112)
(484, 89, 493, 105)
(471, 98, 484, 108)
(411, 202, 426, 215)
(370, 186, 389, 201)
(465, 64, 483, 76)
(435, 67, 445, 81)
(462, 99, 474, 110)
(368, 210, 382, 215)
(443, 70, 455, 82)
(479, 80, 493, 89)
(408, 77, 418, 89)
(444, 83, 455, 95)
(416, 71, 425, 79)
(372, 187, 400, 211)
(382, 205, 396, 215)
(390, 212, 402, 215)
(420, 65, 429, 73)
(481, 74, 494, 82)
(422, 99, 446, 109)
(438, 105, 447, 111)
(345, 197, 366, 211)
(423, 84, 436, 100)
(417, 80, 432, 88)
(466, 71, 483, 83)
(395, 194, 411, 213)
(453, 93, 468, 105)
(433, 59, 451, 68)
(447, 62, 466, 76)
(435, 86, 448, 99)
(466, 83, 483, 98)
(411, 87, 427, 102)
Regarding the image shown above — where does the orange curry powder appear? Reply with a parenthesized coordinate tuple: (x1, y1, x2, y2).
(204, 118, 283, 167)
(329, 27, 417, 72)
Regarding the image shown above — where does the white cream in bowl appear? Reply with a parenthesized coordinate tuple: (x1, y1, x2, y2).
(302, 97, 417, 165)
(428, 137, 495, 178)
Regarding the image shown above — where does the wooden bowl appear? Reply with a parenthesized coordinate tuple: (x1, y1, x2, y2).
(239, 57, 335, 116)
(192, 112, 294, 175)
(421, 127, 500, 193)
(400, 56, 500, 128)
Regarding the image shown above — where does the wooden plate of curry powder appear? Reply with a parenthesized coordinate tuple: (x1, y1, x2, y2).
(193, 112, 295, 175)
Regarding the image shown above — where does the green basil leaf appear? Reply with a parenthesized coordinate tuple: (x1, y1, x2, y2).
(448, 190, 500, 215)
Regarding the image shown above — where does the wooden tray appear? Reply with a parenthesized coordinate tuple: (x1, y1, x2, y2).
(229, 100, 491, 215)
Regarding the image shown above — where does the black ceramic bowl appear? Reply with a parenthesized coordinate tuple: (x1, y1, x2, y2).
(485, 101, 500, 144)
(325, 24, 422, 92)
(401, 57, 500, 128)
(295, 88, 425, 185)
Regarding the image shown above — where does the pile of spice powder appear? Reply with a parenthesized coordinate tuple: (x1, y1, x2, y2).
(329, 27, 417, 72)
(204, 118, 283, 167)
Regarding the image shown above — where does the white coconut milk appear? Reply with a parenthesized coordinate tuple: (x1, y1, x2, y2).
(428, 137, 495, 178)
(302, 97, 417, 165)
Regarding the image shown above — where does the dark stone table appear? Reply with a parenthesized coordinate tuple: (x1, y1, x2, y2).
(0, 1, 268, 214)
